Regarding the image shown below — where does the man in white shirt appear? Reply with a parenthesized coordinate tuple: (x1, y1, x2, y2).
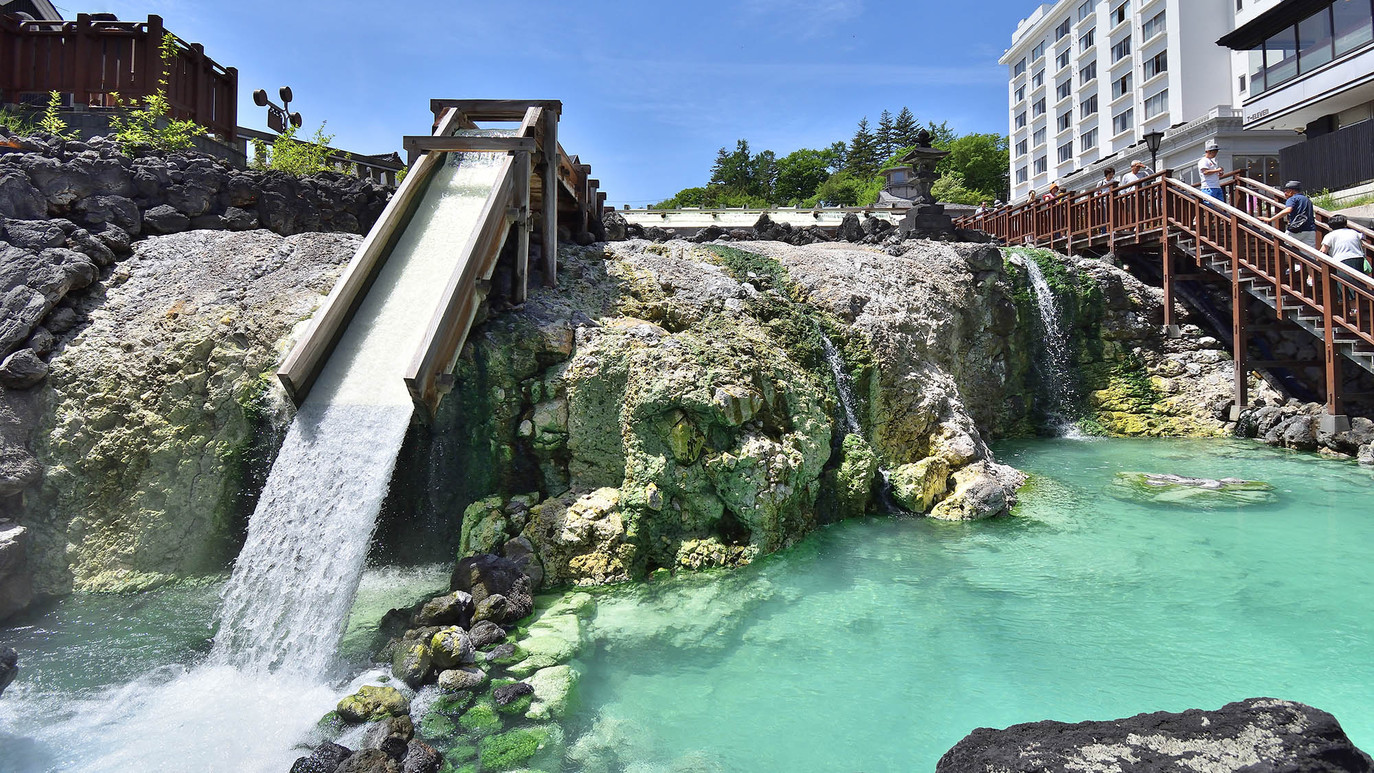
(1120, 160, 1151, 186)
(1197, 140, 1224, 201)
(1321, 215, 1369, 274)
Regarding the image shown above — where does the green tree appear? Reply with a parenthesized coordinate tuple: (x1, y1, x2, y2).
(932, 172, 990, 205)
(876, 109, 896, 160)
(892, 107, 920, 148)
(810, 171, 883, 207)
(108, 33, 206, 153)
(937, 132, 1009, 199)
(773, 147, 841, 204)
(845, 118, 881, 180)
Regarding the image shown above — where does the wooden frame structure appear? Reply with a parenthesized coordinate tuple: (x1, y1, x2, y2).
(956, 171, 1374, 430)
(278, 99, 604, 421)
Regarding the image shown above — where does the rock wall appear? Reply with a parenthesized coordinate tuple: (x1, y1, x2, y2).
(23, 230, 356, 594)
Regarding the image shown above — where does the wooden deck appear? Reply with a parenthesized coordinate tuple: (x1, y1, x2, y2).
(278, 99, 604, 420)
(955, 172, 1374, 427)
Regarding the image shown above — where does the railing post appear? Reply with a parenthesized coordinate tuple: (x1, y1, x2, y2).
(1273, 233, 1285, 320)
(1231, 241, 1249, 418)
(541, 111, 559, 287)
(1320, 262, 1349, 430)
(143, 15, 164, 99)
(1108, 181, 1118, 253)
(1162, 233, 1178, 336)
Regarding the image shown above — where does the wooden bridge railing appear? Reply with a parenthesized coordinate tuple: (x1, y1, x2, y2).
(0, 13, 238, 141)
(955, 170, 1374, 423)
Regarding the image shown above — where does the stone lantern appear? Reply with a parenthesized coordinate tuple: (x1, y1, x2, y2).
(897, 129, 956, 236)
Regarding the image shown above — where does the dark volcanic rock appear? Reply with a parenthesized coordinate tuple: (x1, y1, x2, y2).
(0, 349, 48, 389)
(492, 681, 533, 706)
(936, 698, 1374, 773)
(289, 741, 352, 773)
(336, 749, 401, 773)
(602, 210, 628, 241)
(0, 647, 16, 697)
(142, 204, 190, 235)
(468, 619, 507, 649)
(837, 213, 863, 242)
(450, 554, 533, 622)
(401, 740, 442, 773)
(689, 225, 725, 243)
(413, 590, 473, 628)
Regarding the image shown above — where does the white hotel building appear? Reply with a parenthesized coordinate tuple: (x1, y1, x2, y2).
(1002, 0, 1295, 202)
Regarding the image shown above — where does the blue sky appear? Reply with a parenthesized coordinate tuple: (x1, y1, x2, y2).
(75, 0, 1034, 207)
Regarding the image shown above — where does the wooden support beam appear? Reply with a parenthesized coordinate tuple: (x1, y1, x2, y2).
(1161, 235, 1175, 332)
(403, 135, 536, 161)
(513, 150, 531, 304)
(1320, 262, 1345, 417)
(430, 99, 563, 122)
(541, 112, 559, 286)
(1231, 233, 1249, 412)
(1251, 359, 1320, 368)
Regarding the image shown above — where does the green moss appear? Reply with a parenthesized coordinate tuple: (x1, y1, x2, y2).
(315, 710, 346, 740)
(433, 692, 476, 716)
(419, 712, 457, 740)
(443, 742, 478, 764)
(497, 694, 534, 715)
(458, 701, 502, 736)
(478, 727, 550, 771)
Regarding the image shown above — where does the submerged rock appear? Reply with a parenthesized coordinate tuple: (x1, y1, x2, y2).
(936, 697, 1373, 772)
(1110, 472, 1277, 506)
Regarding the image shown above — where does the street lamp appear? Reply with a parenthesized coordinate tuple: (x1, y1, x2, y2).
(1144, 130, 1165, 173)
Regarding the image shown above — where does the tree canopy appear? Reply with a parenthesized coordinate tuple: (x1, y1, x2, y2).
(652, 107, 1008, 209)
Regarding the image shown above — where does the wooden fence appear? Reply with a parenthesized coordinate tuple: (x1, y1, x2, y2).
(0, 13, 237, 141)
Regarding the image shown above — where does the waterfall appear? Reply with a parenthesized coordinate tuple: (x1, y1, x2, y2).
(212, 145, 508, 677)
(1021, 256, 1083, 438)
(820, 334, 862, 435)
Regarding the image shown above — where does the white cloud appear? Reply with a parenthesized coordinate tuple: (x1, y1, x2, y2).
(737, 0, 867, 40)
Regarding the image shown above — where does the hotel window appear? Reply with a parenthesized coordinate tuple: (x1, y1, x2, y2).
(1081, 127, 1098, 150)
(1334, 0, 1374, 56)
(1112, 108, 1134, 135)
(1111, 35, 1132, 62)
(1080, 60, 1098, 84)
(1016, 139, 1028, 155)
(1080, 94, 1098, 118)
(1016, 111, 1027, 128)
(1144, 89, 1168, 118)
(1035, 156, 1048, 174)
(1016, 85, 1025, 102)
(1248, 2, 1374, 96)
(1056, 49, 1071, 70)
(1111, 1, 1129, 27)
(1058, 111, 1073, 131)
(1033, 127, 1047, 146)
(1056, 18, 1072, 39)
(1142, 9, 1166, 40)
(1143, 50, 1167, 79)
(1014, 58, 1027, 76)
(1017, 166, 1029, 183)
(1057, 79, 1073, 100)
(1033, 98, 1046, 117)
(1058, 142, 1074, 163)
(1080, 28, 1096, 51)
(1033, 70, 1045, 87)
(1078, 0, 1095, 22)
(1298, 11, 1334, 73)
(1033, 41, 1046, 61)
(1112, 72, 1133, 99)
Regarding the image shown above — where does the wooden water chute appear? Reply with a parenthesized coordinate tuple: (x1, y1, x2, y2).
(277, 99, 601, 421)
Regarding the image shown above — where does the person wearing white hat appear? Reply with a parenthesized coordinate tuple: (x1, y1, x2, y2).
(1120, 159, 1152, 187)
(1197, 140, 1224, 201)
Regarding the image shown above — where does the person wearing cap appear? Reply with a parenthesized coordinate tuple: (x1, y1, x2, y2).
(1042, 182, 1062, 202)
(1267, 180, 1318, 249)
(1197, 141, 1224, 201)
(1120, 160, 1152, 187)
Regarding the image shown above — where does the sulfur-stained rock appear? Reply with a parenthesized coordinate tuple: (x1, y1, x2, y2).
(437, 666, 487, 693)
(929, 461, 1019, 521)
(337, 685, 410, 723)
(889, 456, 949, 514)
(429, 627, 474, 669)
(391, 640, 433, 688)
(414, 591, 473, 628)
(522, 487, 633, 586)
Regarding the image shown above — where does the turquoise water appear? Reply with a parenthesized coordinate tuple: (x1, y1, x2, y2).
(570, 438, 1374, 772)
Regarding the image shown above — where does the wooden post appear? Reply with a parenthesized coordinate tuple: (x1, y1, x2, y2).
(1321, 261, 1346, 421)
(1231, 242, 1249, 415)
(1162, 234, 1178, 336)
(144, 16, 164, 99)
(513, 150, 531, 304)
(541, 112, 558, 286)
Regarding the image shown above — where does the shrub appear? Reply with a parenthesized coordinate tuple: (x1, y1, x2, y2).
(252, 123, 336, 176)
(38, 91, 76, 140)
(108, 33, 206, 153)
(0, 106, 37, 136)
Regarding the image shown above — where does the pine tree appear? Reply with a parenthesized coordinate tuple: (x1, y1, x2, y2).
(845, 118, 881, 179)
(876, 109, 896, 160)
(892, 107, 920, 149)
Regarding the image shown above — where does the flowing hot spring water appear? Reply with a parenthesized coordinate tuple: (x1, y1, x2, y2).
(0, 143, 507, 772)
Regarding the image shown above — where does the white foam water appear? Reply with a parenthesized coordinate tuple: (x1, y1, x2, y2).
(1022, 257, 1084, 438)
(820, 333, 862, 435)
(212, 144, 508, 677)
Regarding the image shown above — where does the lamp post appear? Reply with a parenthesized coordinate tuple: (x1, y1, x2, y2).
(1144, 130, 1165, 173)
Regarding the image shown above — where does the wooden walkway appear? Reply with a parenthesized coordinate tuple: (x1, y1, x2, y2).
(955, 172, 1374, 429)
(277, 100, 603, 419)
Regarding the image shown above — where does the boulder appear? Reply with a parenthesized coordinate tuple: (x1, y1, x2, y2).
(837, 213, 864, 242)
(335, 749, 401, 773)
(0, 349, 48, 389)
(361, 715, 414, 750)
(449, 554, 533, 623)
(429, 627, 474, 670)
(936, 698, 1374, 773)
(929, 462, 1014, 521)
(492, 681, 533, 706)
(414, 591, 473, 628)
(401, 740, 442, 773)
(525, 664, 579, 721)
(436, 666, 487, 693)
(888, 456, 949, 513)
(1109, 472, 1276, 506)
(337, 685, 410, 723)
(391, 640, 433, 688)
(0, 523, 34, 622)
(3, 219, 66, 248)
(0, 172, 46, 220)
(602, 210, 628, 241)
(468, 619, 507, 649)
(141, 204, 190, 235)
(289, 742, 352, 773)
(0, 646, 16, 697)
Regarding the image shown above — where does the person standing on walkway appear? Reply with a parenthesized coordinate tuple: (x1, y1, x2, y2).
(1321, 214, 1369, 273)
(1197, 140, 1225, 201)
(1268, 180, 1319, 250)
(1121, 160, 1151, 186)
